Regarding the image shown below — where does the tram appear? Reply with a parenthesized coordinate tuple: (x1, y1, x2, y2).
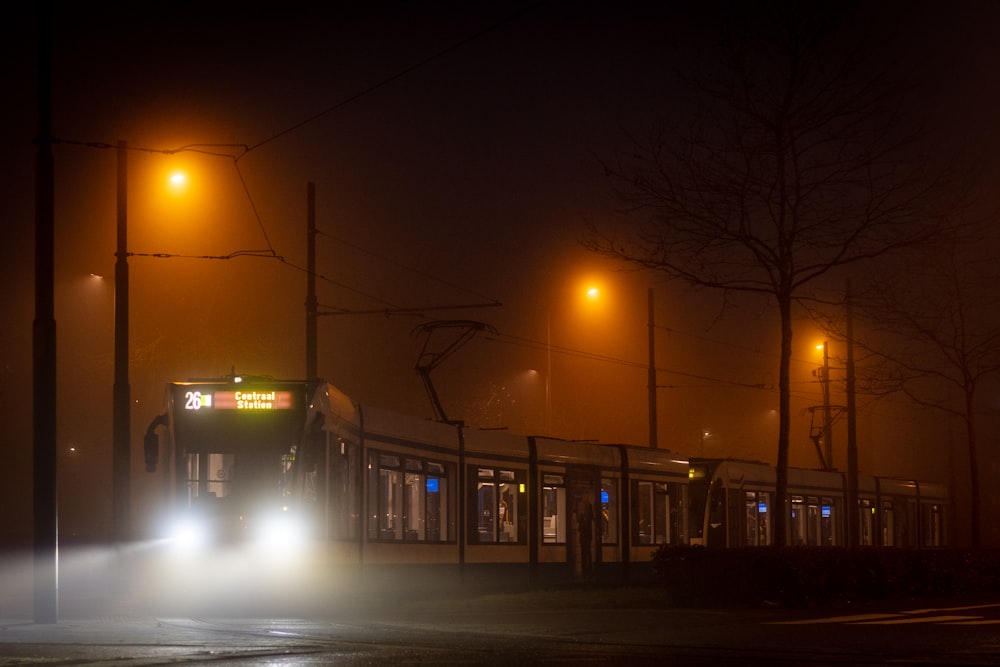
(687, 458, 948, 548)
(143, 375, 947, 585)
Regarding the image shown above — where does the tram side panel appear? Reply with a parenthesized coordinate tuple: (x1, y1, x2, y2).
(689, 459, 847, 548)
(917, 481, 947, 547)
(462, 428, 531, 565)
(306, 385, 464, 566)
(533, 438, 620, 574)
(353, 402, 461, 565)
(301, 382, 362, 562)
(623, 446, 691, 564)
(875, 477, 947, 548)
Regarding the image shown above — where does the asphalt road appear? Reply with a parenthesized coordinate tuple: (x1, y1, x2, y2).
(3, 545, 999, 665)
(2, 596, 1000, 666)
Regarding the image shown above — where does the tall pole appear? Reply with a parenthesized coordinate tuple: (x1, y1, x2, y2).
(112, 140, 131, 542)
(822, 341, 832, 470)
(845, 279, 859, 547)
(545, 309, 551, 435)
(647, 288, 658, 449)
(33, 0, 58, 624)
(305, 182, 318, 381)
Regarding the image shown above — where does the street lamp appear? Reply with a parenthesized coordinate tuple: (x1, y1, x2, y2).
(546, 280, 660, 448)
(113, 141, 193, 542)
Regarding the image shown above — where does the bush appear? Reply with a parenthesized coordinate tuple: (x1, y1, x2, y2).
(651, 546, 1000, 607)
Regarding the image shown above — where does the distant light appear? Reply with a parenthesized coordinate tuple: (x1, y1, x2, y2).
(586, 287, 600, 300)
(234, 376, 243, 383)
(816, 344, 824, 350)
(89, 273, 104, 280)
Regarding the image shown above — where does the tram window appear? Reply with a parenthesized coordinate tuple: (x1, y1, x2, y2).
(184, 452, 199, 506)
(426, 461, 448, 542)
(185, 452, 235, 506)
(743, 491, 770, 546)
(858, 499, 874, 546)
(806, 497, 820, 545)
(791, 495, 805, 545)
(632, 480, 689, 546)
(922, 503, 943, 547)
(542, 474, 566, 544)
(404, 465, 425, 541)
(903, 499, 918, 548)
(279, 453, 296, 499)
(600, 478, 617, 544)
(635, 481, 653, 545)
(881, 500, 895, 546)
(654, 483, 669, 544)
(476, 469, 496, 543)
(377, 468, 402, 540)
(471, 467, 524, 544)
(790, 495, 836, 546)
(368, 450, 451, 542)
(820, 497, 836, 546)
(668, 482, 688, 545)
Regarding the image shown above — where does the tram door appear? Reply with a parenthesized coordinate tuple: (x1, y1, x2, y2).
(566, 468, 599, 577)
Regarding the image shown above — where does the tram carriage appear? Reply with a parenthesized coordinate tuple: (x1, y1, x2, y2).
(688, 458, 948, 548)
(145, 375, 948, 587)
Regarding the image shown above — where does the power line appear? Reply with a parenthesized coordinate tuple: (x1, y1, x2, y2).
(239, 3, 549, 156)
(315, 227, 501, 307)
(490, 331, 773, 392)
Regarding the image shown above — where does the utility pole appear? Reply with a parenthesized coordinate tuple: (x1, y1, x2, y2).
(33, 1, 58, 624)
(112, 140, 131, 543)
(305, 182, 317, 381)
(845, 279, 859, 547)
(822, 340, 832, 470)
(647, 288, 658, 449)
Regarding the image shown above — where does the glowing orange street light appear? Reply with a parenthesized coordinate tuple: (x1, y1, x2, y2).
(167, 170, 188, 194)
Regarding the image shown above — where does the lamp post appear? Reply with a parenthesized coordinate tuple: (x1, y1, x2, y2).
(112, 140, 130, 543)
(34, 5, 58, 623)
(647, 287, 657, 449)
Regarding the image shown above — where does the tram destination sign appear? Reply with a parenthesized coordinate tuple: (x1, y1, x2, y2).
(183, 388, 295, 411)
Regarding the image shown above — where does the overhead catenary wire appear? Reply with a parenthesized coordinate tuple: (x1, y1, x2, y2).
(239, 2, 550, 156)
(489, 331, 775, 393)
(57, 7, 835, 393)
(59, 7, 544, 313)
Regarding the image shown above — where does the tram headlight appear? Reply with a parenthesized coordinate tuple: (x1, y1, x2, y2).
(167, 516, 207, 552)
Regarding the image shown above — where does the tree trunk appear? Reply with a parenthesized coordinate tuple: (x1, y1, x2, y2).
(966, 389, 980, 548)
(774, 291, 793, 547)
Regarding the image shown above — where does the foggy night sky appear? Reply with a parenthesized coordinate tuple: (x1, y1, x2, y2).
(3, 2, 1000, 543)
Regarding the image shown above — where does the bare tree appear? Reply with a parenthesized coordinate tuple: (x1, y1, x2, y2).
(585, 6, 950, 545)
(839, 232, 1000, 548)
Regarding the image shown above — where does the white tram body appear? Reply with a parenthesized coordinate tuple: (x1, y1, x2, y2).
(145, 377, 948, 586)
